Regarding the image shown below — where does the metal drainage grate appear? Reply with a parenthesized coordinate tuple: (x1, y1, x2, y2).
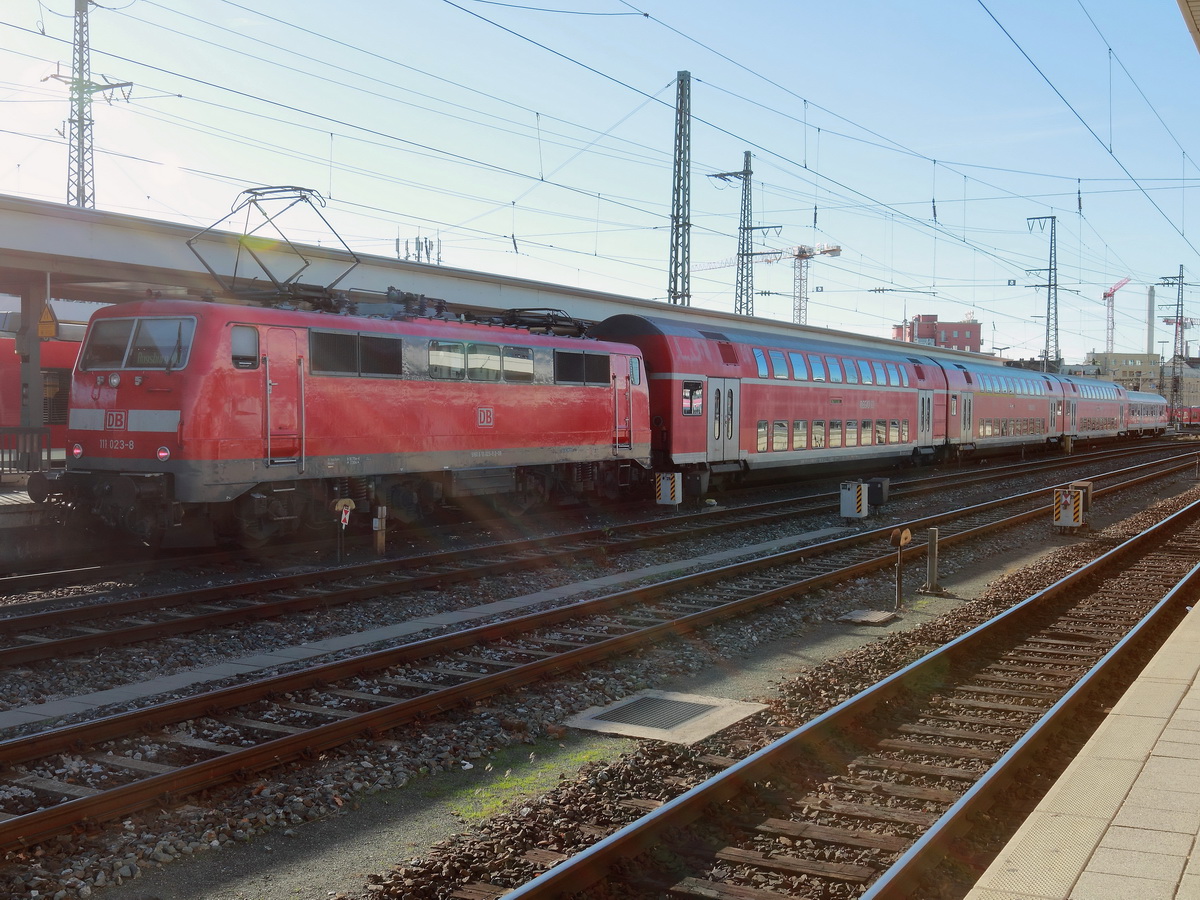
(592, 696, 717, 730)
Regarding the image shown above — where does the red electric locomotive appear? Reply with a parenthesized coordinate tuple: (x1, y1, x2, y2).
(37, 299, 650, 545)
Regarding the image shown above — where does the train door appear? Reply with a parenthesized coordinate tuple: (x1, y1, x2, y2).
(1067, 400, 1077, 434)
(264, 328, 303, 466)
(962, 393, 973, 440)
(612, 355, 632, 451)
(917, 389, 934, 445)
(707, 377, 740, 462)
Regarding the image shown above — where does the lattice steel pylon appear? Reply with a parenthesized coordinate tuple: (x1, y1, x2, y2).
(1027, 215, 1058, 372)
(667, 71, 691, 306)
(1159, 266, 1189, 417)
(733, 151, 753, 316)
(51, 0, 131, 208)
(708, 152, 756, 315)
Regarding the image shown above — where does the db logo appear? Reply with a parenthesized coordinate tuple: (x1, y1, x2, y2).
(104, 409, 128, 431)
(476, 407, 494, 428)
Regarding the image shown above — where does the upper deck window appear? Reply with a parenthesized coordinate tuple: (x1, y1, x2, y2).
(81, 316, 196, 371)
(753, 348, 769, 378)
(769, 349, 788, 379)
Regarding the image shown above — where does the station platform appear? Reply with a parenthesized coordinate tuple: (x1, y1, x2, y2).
(966, 603, 1200, 900)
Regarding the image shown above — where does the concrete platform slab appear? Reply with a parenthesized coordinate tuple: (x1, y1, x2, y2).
(967, 604, 1200, 900)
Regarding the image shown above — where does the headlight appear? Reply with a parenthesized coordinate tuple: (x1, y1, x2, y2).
(72, 443, 83, 459)
(157, 446, 171, 462)
(107, 372, 121, 388)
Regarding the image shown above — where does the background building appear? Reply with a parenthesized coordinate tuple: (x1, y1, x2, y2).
(892, 313, 982, 353)
(1081, 352, 1164, 393)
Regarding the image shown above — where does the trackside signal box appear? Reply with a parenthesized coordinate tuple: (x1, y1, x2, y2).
(656, 472, 682, 506)
(840, 481, 868, 519)
(1053, 487, 1085, 531)
(1069, 481, 1093, 513)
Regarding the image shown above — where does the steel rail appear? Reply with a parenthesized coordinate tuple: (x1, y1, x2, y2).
(501, 496, 1200, 899)
(1, 450, 1194, 672)
(0, 442, 1184, 597)
(863, 556, 1200, 897)
(0, 455, 1192, 851)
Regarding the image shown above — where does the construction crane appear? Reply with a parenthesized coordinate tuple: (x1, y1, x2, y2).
(791, 245, 841, 325)
(695, 244, 841, 325)
(1103, 277, 1130, 353)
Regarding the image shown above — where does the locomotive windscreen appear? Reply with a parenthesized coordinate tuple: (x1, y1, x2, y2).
(81, 316, 196, 370)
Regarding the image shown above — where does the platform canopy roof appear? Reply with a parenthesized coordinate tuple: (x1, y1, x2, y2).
(1180, 0, 1200, 53)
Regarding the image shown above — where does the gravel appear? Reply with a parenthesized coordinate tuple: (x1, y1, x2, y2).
(2, 462, 1197, 900)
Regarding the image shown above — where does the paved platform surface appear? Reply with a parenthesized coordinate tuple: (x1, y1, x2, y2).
(966, 602, 1200, 900)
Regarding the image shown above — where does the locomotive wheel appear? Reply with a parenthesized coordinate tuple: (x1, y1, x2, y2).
(237, 519, 274, 549)
(122, 506, 165, 549)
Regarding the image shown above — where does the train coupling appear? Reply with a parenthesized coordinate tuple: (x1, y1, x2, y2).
(26, 470, 64, 503)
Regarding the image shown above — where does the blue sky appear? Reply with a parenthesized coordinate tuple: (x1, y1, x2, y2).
(2, 0, 1200, 363)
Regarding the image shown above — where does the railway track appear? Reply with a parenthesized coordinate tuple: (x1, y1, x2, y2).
(496, 489, 1200, 900)
(0, 450, 1193, 855)
(1, 449, 1194, 675)
(1, 441, 1184, 596)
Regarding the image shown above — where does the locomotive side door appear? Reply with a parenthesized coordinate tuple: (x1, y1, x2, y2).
(611, 355, 632, 451)
(264, 328, 302, 466)
(706, 377, 741, 462)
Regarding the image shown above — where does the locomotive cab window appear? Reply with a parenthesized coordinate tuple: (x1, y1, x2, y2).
(81, 318, 134, 369)
(231, 326, 259, 369)
(81, 316, 195, 370)
(629, 356, 642, 385)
